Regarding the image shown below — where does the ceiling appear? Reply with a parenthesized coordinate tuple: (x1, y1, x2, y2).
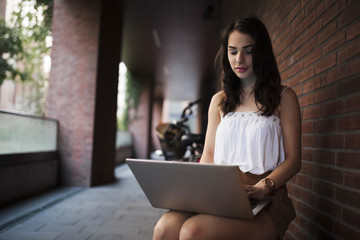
(121, 0, 260, 101)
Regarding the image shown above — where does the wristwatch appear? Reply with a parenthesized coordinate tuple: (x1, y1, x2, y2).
(263, 178, 276, 192)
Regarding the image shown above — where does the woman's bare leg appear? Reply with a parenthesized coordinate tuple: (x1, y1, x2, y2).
(179, 210, 278, 240)
(153, 211, 194, 240)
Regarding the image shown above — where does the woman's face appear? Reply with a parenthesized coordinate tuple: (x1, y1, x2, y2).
(227, 31, 255, 80)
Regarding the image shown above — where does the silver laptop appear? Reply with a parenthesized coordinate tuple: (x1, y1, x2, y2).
(126, 158, 271, 219)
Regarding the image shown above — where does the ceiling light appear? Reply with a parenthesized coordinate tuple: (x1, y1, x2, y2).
(163, 65, 170, 76)
(152, 29, 161, 49)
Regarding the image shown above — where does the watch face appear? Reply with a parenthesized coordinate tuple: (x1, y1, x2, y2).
(265, 178, 275, 190)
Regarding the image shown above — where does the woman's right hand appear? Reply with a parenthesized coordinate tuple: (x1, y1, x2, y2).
(245, 181, 271, 200)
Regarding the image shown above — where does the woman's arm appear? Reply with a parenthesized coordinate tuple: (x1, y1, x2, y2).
(200, 91, 223, 164)
(247, 87, 301, 199)
(269, 87, 302, 187)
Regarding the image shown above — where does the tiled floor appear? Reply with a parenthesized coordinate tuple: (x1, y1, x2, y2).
(0, 164, 165, 240)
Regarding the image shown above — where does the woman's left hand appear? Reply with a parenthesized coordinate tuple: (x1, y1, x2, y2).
(245, 181, 271, 200)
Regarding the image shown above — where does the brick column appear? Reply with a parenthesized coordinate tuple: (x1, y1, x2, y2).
(0, 0, 6, 18)
(128, 78, 154, 159)
(151, 99, 164, 152)
(46, 0, 122, 187)
(91, 0, 122, 186)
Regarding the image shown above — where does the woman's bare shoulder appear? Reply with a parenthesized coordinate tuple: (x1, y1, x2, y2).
(280, 86, 297, 100)
(279, 86, 300, 114)
(211, 91, 225, 104)
(208, 91, 224, 114)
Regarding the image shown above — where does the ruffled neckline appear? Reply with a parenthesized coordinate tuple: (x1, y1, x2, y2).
(223, 111, 280, 119)
(221, 111, 281, 125)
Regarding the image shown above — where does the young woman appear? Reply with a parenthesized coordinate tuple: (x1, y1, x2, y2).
(153, 17, 301, 240)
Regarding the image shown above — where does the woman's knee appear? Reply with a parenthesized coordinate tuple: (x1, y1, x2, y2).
(153, 212, 193, 240)
(153, 221, 167, 240)
(179, 219, 206, 240)
(153, 217, 177, 240)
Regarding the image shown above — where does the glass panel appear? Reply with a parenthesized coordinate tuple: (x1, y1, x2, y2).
(116, 130, 132, 148)
(0, 111, 57, 154)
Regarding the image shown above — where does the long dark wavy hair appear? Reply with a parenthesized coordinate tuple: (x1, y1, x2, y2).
(216, 17, 282, 116)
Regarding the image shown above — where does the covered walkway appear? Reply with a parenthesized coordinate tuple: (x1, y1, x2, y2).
(0, 1, 359, 239)
(0, 164, 165, 240)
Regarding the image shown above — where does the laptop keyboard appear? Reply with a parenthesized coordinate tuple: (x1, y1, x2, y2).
(250, 202, 259, 209)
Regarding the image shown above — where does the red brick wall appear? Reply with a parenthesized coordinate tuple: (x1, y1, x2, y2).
(257, 0, 360, 239)
(46, 0, 100, 186)
(47, 0, 121, 187)
(128, 78, 153, 159)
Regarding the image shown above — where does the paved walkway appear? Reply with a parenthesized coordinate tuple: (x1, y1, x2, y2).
(0, 164, 165, 240)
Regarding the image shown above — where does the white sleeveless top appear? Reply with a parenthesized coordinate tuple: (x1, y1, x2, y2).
(214, 111, 285, 174)
(214, 87, 288, 174)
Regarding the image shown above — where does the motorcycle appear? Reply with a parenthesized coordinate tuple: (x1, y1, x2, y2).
(155, 99, 205, 162)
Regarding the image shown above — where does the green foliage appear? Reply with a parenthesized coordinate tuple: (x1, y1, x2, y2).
(0, 17, 24, 85)
(34, 0, 53, 33)
(117, 70, 143, 131)
(118, 108, 128, 131)
(0, 0, 53, 115)
(10, 0, 52, 76)
(125, 71, 142, 111)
